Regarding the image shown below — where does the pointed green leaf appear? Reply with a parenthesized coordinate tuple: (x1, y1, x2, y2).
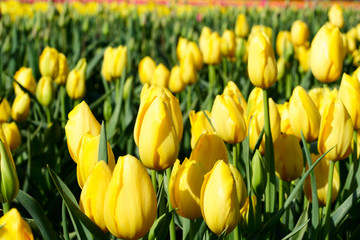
(98, 121, 108, 164)
(147, 210, 174, 240)
(288, 204, 309, 240)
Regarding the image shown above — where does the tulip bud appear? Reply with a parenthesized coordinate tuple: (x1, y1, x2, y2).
(276, 31, 293, 58)
(248, 32, 277, 89)
(110, 45, 127, 79)
(1, 122, 21, 150)
(211, 94, 247, 144)
(346, 30, 357, 53)
(251, 150, 266, 197)
(189, 110, 214, 149)
(13, 67, 37, 96)
(277, 57, 286, 80)
(223, 81, 247, 119)
(290, 20, 310, 46)
(328, 4, 344, 29)
(0, 98, 11, 123)
(200, 160, 242, 235)
(246, 87, 263, 124)
(297, 45, 311, 72)
(169, 65, 186, 93)
(36, 76, 54, 107)
(235, 14, 249, 38)
(11, 92, 31, 122)
(199, 26, 212, 55)
(177, 37, 188, 61)
(151, 63, 170, 88)
(79, 161, 112, 232)
(54, 53, 69, 85)
(180, 53, 197, 85)
(303, 154, 340, 206)
(39, 46, 59, 79)
(101, 47, 113, 82)
(318, 97, 353, 161)
(65, 101, 101, 163)
(235, 37, 248, 62)
(288, 86, 321, 142)
(169, 158, 205, 219)
(221, 30, 236, 58)
(310, 23, 344, 83)
(138, 56, 156, 85)
(190, 133, 228, 173)
(0, 208, 33, 239)
(187, 42, 203, 70)
(104, 155, 157, 239)
(249, 25, 273, 42)
(202, 32, 222, 65)
(66, 58, 87, 99)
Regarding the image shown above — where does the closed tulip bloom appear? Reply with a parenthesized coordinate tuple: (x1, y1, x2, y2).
(290, 20, 310, 46)
(249, 98, 281, 154)
(246, 87, 263, 124)
(177, 37, 189, 61)
(36, 76, 54, 107)
(200, 160, 241, 235)
(328, 4, 344, 29)
(180, 53, 197, 85)
(189, 110, 214, 149)
(211, 94, 247, 144)
(339, 73, 360, 129)
(249, 25, 273, 42)
(138, 56, 156, 85)
(251, 150, 266, 196)
(235, 14, 249, 38)
(0, 98, 11, 123)
(110, 45, 127, 79)
(308, 87, 339, 116)
(187, 42, 203, 70)
(101, 47, 113, 82)
(297, 45, 311, 72)
(11, 92, 31, 122)
(221, 30, 236, 58)
(276, 31, 292, 58)
(248, 32, 277, 89)
(79, 161, 112, 232)
(318, 97, 353, 161)
(77, 133, 115, 189)
(13, 67, 36, 95)
(0, 208, 33, 240)
(277, 102, 294, 135)
(202, 32, 222, 65)
(274, 134, 303, 182)
(151, 63, 170, 88)
(289, 86, 321, 142)
(39, 46, 59, 78)
(190, 133, 228, 173)
(104, 155, 157, 239)
(168, 66, 186, 93)
(346, 31, 357, 53)
(229, 163, 247, 209)
(65, 101, 101, 163)
(54, 53, 69, 85)
(199, 26, 212, 55)
(1, 122, 21, 150)
(304, 154, 340, 206)
(310, 23, 344, 83)
(66, 58, 87, 100)
(169, 158, 205, 219)
(223, 81, 247, 119)
(239, 196, 257, 227)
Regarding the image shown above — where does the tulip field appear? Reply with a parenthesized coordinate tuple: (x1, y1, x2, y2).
(2, 0, 360, 239)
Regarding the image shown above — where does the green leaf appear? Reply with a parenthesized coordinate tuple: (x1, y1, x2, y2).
(47, 166, 109, 240)
(16, 190, 58, 240)
(147, 210, 173, 240)
(98, 121, 108, 164)
(288, 204, 309, 240)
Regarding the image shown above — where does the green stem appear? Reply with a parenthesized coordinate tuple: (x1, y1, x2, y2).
(233, 144, 238, 170)
(166, 168, 176, 240)
(285, 73, 292, 99)
(323, 161, 335, 240)
(234, 225, 240, 240)
(205, 64, 216, 111)
(351, 130, 358, 181)
(60, 86, 66, 128)
(62, 201, 70, 240)
(151, 170, 157, 196)
(45, 107, 51, 124)
(279, 179, 284, 211)
(2, 202, 10, 215)
(158, 173, 166, 217)
(189, 219, 196, 240)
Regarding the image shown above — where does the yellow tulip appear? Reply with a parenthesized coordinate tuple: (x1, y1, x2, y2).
(303, 154, 340, 206)
(353, 66, 360, 80)
(180, 52, 197, 85)
(169, 158, 205, 219)
(168, 65, 186, 93)
(249, 25, 272, 42)
(202, 32, 222, 65)
(39, 46, 59, 79)
(190, 133, 228, 173)
(66, 58, 87, 100)
(318, 97, 353, 161)
(246, 87, 263, 124)
(77, 133, 115, 189)
(288, 86, 321, 142)
(187, 41, 203, 70)
(11, 92, 31, 122)
(221, 30, 236, 58)
(310, 23, 344, 83)
(54, 53, 69, 85)
(110, 45, 127, 79)
(36, 76, 54, 107)
(200, 160, 242, 235)
(248, 32, 277, 89)
(0, 208, 33, 240)
(277, 102, 294, 135)
(151, 63, 170, 88)
(13, 67, 36, 96)
(297, 45, 311, 72)
(138, 56, 156, 85)
(308, 87, 339, 117)
(223, 81, 247, 119)
(229, 163, 247, 209)
(101, 47, 113, 82)
(276, 31, 292, 58)
(235, 14, 249, 38)
(104, 155, 157, 239)
(189, 110, 214, 149)
(239, 196, 257, 227)
(0, 98, 11, 123)
(211, 94, 247, 144)
(64, 101, 101, 163)
(328, 4, 344, 29)
(79, 161, 112, 232)
(346, 31, 357, 53)
(1, 122, 21, 150)
(199, 26, 212, 55)
(290, 20, 310, 46)
(177, 37, 188, 61)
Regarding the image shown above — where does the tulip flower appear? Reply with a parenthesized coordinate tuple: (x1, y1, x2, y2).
(11, 92, 31, 122)
(304, 154, 340, 206)
(318, 97, 353, 161)
(246, 87, 263, 123)
(235, 14, 249, 38)
(180, 52, 197, 85)
(221, 30, 236, 58)
(110, 45, 127, 79)
(297, 45, 311, 72)
(36, 76, 54, 107)
(0, 208, 33, 239)
(249, 25, 272, 41)
(199, 26, 212, 55)
(104, 155, 157, 239)
(101, 47, 113, 82)
(169, 158, 205, 219)
(138, 56, 156, 85)
(39, 46, 59, 79)
(1, 122, 21, 150)
(190, 133, 228, 173)
(54, 53, 69, 85)
(200, 160, 244, 235)
(13, 67, 36, 95)
(328, 4, 344, 29)
(77, 133, 115, 189)
(308, 87, 339, 117)
(290, 20, 310, 46)
(66, 58, 87, 99)
(248, 32, 277, 89)
(288, 86, 321, 142)
(276, 31, 292, 58)
(189, 110, 215, 149)
(79, 161, 112, 232)
(211, 94, 247, 144)
(310, 23, 344, 83)
(277, 102, 294, 135)
(346, 30, 357, 53)
(65, 101, 101, 163)
(339, 73, 360, 129)
(223, 81, 247, 119)
(202, 32, 222, 65)
(187, 41, 203, 70)
(239, 196, 257, 228)
(0, 98, 11, 123)
(176, 37, 188, 61)
(151, 63, 170, 88)
(168, 65, 186, 93)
